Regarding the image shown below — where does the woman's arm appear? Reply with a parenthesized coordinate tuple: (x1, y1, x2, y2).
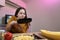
(6, 16, 17, 32)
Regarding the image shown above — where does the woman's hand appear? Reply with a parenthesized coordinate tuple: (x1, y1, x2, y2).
(10, 21, 17, 24)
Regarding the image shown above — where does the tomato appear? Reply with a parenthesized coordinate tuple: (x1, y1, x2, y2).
(4, 32, 13, 40)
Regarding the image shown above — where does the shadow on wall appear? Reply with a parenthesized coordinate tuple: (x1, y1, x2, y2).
(2, 16, 5, 24)
(0, 16, 6, 30)
(0, 18, 2, 24)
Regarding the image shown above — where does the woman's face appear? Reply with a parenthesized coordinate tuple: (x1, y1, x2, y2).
(17, 9, 26, 19)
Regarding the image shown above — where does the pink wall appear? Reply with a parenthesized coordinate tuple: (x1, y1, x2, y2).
(10, 0, 26, 8)
(27, 0, 60, 32)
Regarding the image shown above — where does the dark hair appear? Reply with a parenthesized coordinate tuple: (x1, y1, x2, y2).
(15, 7, 27, 18)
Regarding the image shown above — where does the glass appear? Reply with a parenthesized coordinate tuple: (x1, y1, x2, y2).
(0, 30, 5, 40)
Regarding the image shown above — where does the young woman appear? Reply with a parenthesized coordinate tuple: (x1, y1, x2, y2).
(6, 7, 32, 33)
